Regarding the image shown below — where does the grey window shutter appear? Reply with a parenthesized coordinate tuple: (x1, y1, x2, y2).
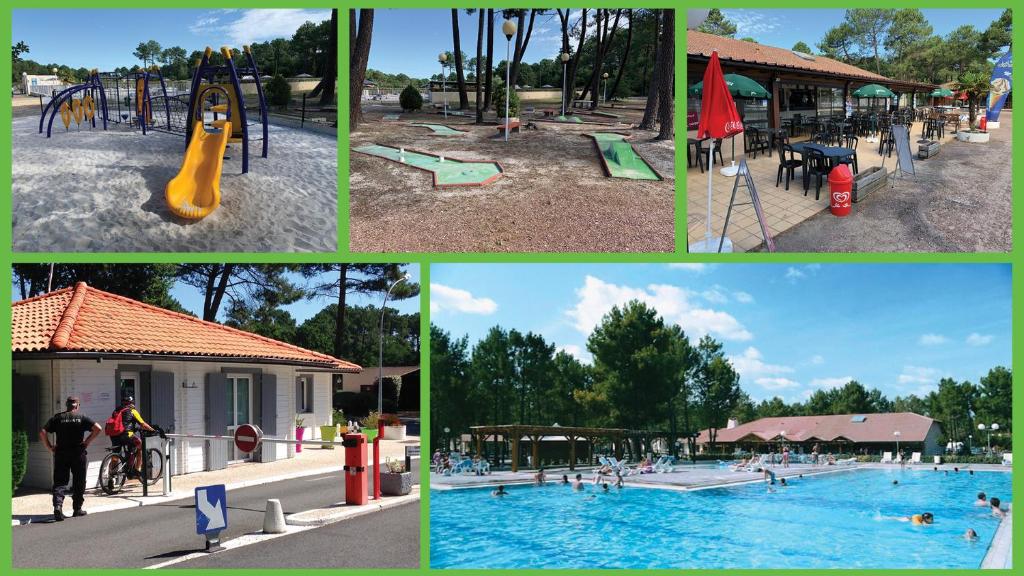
(295, 378, 303, 412)
(149, 371, 175, 433)
(261, 373, 277, 435)
(205, 372, 229, 471)
(139, 371, 153, 423)
(306, 377, 314, 413)
(12, 374, 42, 439)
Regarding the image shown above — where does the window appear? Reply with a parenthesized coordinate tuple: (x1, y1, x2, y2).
(224, 375, 251, 427)
(296, 375, 314, 413)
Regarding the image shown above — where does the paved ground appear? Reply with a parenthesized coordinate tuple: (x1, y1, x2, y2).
(350, 99, 675, 253)
(686, 112, 1011, 252)
(12, 460, 419, 568)
(173, 501, 420, 568)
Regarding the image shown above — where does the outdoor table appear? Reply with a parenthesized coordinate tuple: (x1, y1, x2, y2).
(789, 142, 856, 185)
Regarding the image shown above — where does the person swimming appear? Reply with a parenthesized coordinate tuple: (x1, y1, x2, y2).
(975, 492, 988, 506)
(764, 468, 777, 485)
(965, 528, 979, 541)
(779, 477, 788, 487)
(909, 512, 935, 525)
(561, 474, 570, 485)
(990, 497, 1005, 518)
(492, 485, 508, 497)
(893, 479, 899, 485)
(572, 473, 585, 491)
(534, 467, 547, 485)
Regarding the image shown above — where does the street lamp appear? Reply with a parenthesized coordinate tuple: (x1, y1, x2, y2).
(375, 272, 410, 500)
(968, 434, 973, 454)
(438, 52, 448, 119)
(893, 430, 901, 461)
(502, 19, 517, 143)
(560, 52, 570, 117)
(444, 427, 451, 451)
(602, 71, 610, 104)
(978, 423, 999, 454)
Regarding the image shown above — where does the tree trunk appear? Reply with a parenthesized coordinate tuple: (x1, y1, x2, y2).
(205, 264, 233, 322)
(316, 9, 338, 105)
(349, 9, 374, 130)
(566, 9, 588, 108)
(508, 10, 537, 90)
(655, 9, 674, 141)
(608, 9, 633, 101)
(452, 10, 469, 110)
(639, 10, 662, 130)
(475, 11, 484, 123)
(333, 264, 349, 360)
(484, 10, 495, 109)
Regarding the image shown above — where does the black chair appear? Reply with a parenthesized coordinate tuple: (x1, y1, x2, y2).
(878, 127, 894, 157)
(745, 127, 770, 159)
(839, 135, 859, 174)
(700, 138, 724, 169)
(776, 141, 803, 190)
(804, 148, 828, 200)
(688, 139, 703, 170)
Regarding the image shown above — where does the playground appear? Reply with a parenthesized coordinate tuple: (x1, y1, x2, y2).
(12, 10, 338, 253)
(349, 9, 675, 253)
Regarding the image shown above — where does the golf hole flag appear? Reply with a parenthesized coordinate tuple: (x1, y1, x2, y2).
(691, 51, 743, 253)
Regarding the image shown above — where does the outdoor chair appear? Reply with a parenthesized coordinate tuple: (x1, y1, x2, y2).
(776, 141, 803, 190)
(700, 138, 724, 169)
(910, 452, 922, 464)
(688, 139, 704, 171)
(839, 135, 859, 174)
(804, 148, 828, 200)
(878, 128, 895, 157)
(745, 127, 770, 159)
(881, 451, 894, 463)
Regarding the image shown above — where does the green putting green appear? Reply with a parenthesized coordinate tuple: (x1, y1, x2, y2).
(382, 114, 401, 121)
(353, 144, 503, 187)
(587, 133, 661, 180)
(554, 115, 584, 123)
(409, 123, 467, 136)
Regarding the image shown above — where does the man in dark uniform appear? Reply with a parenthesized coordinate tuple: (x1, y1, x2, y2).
(39, 397, 101, 521)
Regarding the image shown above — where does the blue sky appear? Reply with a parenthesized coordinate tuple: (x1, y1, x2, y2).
(431, 263, 1011, 403)
(711, 9, 1006, 51)
(169, 265, 421, 324)
(12, 9, 332, 71)
(368, 9, 574, 78)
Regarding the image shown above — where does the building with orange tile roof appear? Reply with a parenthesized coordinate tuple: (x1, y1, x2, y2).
(12, 282, 362, 488)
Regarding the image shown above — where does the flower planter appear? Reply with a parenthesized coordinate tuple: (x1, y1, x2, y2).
(383, 425, 407, 441)
(361, 428, 378, 442)
(956, 131, 990, 143)
(319, 425, 337, 449)
(380, 471, 413, 496)
(918, 140, 940, 159)
(851, 166, 887, 203)
(295, 426, 305, 453)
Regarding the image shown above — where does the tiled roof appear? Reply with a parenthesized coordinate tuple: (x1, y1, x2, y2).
(12, 282, 362, 372)
(698, 412, 938, 444)
(688, 30, 898, 84)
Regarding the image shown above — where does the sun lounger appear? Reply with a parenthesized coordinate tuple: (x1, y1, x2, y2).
(1002, 453, 1013, 466)
(910, 452, 922, 464)
(836, 457, 858, 466)
(653, 455, 675, 473)
(881, 451, 894, 464)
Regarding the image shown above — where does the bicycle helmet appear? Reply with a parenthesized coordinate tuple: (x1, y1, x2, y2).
(122, 394, 134, 404)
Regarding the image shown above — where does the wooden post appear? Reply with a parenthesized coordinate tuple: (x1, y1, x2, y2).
(587, 437, 596, 465)
(614, 435, 624, 460)
(475, 433, 482, 458)
(568, 435, 577, 471)
(770, 76, 781, 130)
(511, 435, 520, 472)
(531, 435, 540, 470)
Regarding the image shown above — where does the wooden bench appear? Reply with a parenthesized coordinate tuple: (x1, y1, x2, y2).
(571, 99, 590, 109)
(496, 120, 521, 135)
(540, 108, 557, 117)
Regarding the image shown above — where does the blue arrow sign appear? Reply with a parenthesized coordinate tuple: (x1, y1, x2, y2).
(195, 484, 227, 535)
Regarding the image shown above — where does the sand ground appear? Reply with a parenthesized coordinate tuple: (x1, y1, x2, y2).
(349, 102, 675, 253)
(11, 114, 337, 253)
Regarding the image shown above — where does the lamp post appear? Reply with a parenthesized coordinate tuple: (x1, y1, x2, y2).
(502, 19, 517, 143)
(602, 71, 609, 104)
(978, 423, 999, 454)
(893, 430, 901, 461)
(443, 427, 451, 452)
(968, 434, 973, 454)
(438, 52, 448, 119)
(375, 273, 410, 500)
(560, 52, 570, 117)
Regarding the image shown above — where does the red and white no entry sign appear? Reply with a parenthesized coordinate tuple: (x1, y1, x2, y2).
(234, 423, 263, 454)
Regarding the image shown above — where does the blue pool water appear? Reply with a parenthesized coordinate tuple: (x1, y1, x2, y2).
(430, 468, 1010, 569)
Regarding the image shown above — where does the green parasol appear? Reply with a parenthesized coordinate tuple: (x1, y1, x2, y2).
(852, 84, 896, 98)
(689, 73, 770, 99)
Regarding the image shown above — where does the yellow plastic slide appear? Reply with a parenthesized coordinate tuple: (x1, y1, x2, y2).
(165, 120, 231, 219)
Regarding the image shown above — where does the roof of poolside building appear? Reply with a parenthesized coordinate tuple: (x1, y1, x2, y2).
(11, 282, 362, 371)
(687, 30, 935, 91)
(697, 412, 938, 444)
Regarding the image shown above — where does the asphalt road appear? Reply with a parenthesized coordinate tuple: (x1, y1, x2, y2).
(13, 460, 420, 568)
(173, 501, 420, 568)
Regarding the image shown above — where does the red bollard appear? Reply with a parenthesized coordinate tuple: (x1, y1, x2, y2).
(828, 164, 853, 217)
(343, 433, 368, 506)
(980, 116, 988, 132)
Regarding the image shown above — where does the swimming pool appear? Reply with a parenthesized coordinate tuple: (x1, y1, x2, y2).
(430, 468, 1010, 569)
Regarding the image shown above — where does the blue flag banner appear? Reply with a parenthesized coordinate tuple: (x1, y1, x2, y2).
(986, 50, 1012, 122)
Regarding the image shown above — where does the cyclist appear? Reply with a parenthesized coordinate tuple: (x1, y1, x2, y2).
(109, 395, 156, 479)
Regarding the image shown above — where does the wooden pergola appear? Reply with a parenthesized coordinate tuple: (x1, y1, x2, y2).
(469, 425, 627, 472)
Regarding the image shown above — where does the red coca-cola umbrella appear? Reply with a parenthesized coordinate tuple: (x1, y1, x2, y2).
(691, 51, 744, 253)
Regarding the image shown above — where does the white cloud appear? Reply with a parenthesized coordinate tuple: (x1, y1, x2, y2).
(733, 291, 754, 304)
(701, 286, 729, 304)
(784, 267, 805, 281)
(897, 365, 942, 385)
(191, 9, 333, 44)
(565, 276, 753, 341)
(668, 263, 707, 272)
(809, 354, 825, 365)
(557, 344, 592, 364)
(810, 376, 854, 389)
(429, 283, 497, 315)
(966, 333, 993, 347)
(755, 377, 801, 390)
(722, 10, 783, 38)
(728, 347, 794, 379)
(919, 333, 948, 346)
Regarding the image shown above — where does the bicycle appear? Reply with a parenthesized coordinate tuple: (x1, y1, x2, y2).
(98, 427, 166, 495)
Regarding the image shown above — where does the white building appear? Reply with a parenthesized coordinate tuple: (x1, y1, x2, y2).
(12, 282, 362, 489)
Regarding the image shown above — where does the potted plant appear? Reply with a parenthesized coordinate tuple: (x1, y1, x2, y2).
(361, 412, 379, 442)
(953, 71, 992, 143)
(493, 81, 521, 125)
(319, 423, 337, 449)
(382, 413, 407, 441)
(380, 458, 413, 496)
(333, 409, 348, 435)
(295, 416, 305, 453)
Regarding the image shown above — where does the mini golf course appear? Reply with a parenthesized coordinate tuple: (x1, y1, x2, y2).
(353, 144, 503, 187)
(409, 123, 468, 136)
(586, 133, 662, 180)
